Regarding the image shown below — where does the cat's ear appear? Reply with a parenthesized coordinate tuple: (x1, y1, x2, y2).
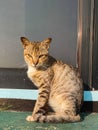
(20, 37, 30, 48)
(41, 38, 52, 50)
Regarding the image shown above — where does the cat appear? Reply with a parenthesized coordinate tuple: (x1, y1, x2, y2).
(20, 37, 83, 123)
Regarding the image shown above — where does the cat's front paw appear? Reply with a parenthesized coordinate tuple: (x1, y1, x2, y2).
(26, 115, 35, 122)
(26, 113, 42, 122)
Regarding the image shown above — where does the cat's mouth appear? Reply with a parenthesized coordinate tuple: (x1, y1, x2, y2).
(32, 64, 39, 68)
(32, 64, 41, 68)
(32, 64, 36, 67)
(31, 64, 48, 70)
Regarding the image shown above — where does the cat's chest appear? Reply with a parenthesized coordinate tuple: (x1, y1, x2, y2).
(27, 66, 45, 87)
(27, 65, 53, 87)
(27, 66, 37, 81)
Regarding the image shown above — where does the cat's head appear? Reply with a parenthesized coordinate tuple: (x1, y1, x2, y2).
(20, 37, 52, 68)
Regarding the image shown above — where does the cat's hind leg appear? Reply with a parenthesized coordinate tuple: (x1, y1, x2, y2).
(38, 98, 81, 123)
(38, 112, 81, 123)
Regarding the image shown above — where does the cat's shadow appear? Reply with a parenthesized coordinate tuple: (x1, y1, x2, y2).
(80, 112, 92, 122)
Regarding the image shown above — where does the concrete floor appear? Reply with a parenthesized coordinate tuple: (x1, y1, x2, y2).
(0, 112, 98, 130)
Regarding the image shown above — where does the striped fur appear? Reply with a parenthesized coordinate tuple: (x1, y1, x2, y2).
(21, 37, 83, 123)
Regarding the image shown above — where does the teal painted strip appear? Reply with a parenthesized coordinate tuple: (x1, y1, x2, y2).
(84, 91, 98, 101)
(0, 89, 98, 101)
(0, 89, 38, 100)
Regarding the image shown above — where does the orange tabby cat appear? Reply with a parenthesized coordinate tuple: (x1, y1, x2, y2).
(20, 37, 83, 123)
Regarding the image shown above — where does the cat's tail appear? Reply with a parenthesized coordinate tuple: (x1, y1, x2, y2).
(39, 114, 81, 123)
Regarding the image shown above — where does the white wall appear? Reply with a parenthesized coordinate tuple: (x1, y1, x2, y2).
(0, 0, 78, 68)
(0, 0, 25, 68)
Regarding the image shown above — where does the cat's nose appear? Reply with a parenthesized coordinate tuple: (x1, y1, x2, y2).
(33, 59, 38, 66)
(34, 62, 38, 66)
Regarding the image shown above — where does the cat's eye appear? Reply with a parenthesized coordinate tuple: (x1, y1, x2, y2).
(26, 54, 32, 58)
(28, 54, 32, 57)
(39, 55, 44, 58)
